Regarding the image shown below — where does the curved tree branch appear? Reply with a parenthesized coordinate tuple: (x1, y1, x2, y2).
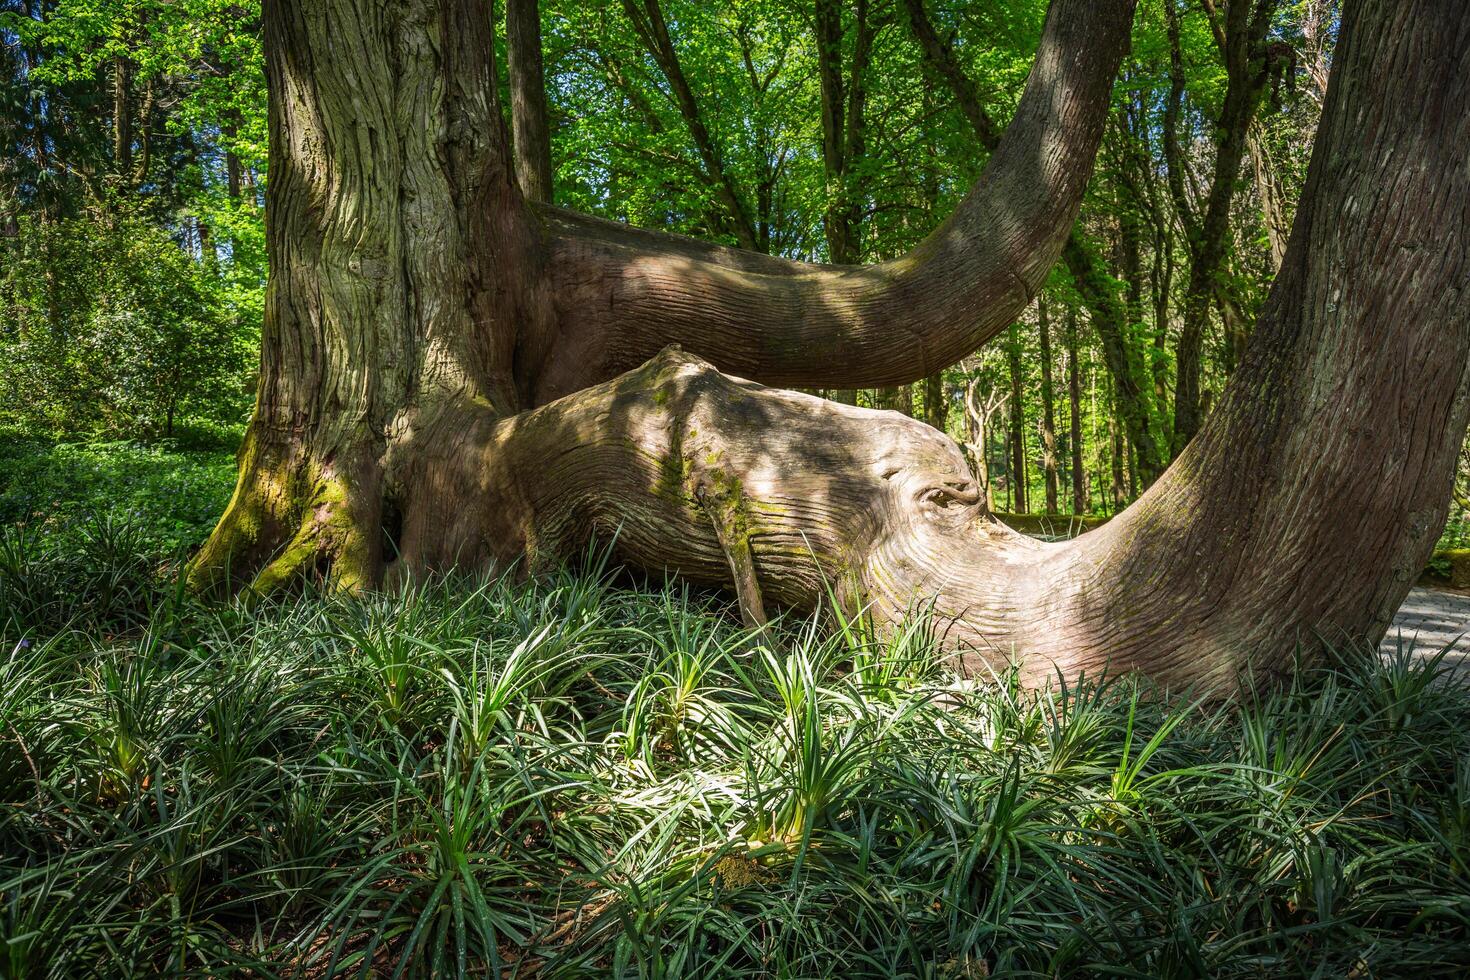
(528, 0, 1138, 402)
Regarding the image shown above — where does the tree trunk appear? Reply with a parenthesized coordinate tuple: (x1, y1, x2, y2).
(1037, 298, 1059, 515)
(1165, 0, 1280, 454)
(1007, 321, 1028, 514)
(815, 0, 876, 266)
(189, 0, 545, 592)
(1109, 408, 1126, 512)
(196, 0, 1469, 697)
(621, 0, 759, 250)
(921, 372, 945, 432)
(506, 0, 553, 203)
(1247, 119, 1289, 272)
(112, 55, 132, 180)
(1067, 308, 1086, 514)
(963, 376, 1002, 510)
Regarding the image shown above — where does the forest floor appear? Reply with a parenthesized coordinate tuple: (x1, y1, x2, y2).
(1386, 586, 1470, 667)
(5, 441, 1470, 974)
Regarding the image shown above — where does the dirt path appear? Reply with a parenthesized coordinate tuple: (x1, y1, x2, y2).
(1383, 586, 1470, 666)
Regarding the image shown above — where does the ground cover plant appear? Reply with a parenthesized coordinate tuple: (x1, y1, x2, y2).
(3, 458, 1470, 976)
(0, 440, 236, 636)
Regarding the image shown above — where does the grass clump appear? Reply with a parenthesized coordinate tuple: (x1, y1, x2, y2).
(0, 439, 235, 635)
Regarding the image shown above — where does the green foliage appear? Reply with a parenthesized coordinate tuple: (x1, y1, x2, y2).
(0, 440, 234, 633)
(0, 440, 235, 553)
(2, 556, 1469, 976)
(0, 213, 254, 439)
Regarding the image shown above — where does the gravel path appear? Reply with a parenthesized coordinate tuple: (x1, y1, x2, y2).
(1383, 586, 1470, 667)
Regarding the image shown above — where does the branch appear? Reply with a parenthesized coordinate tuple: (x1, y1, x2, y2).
(507, 0, 554, 202)
(535, 0, 1138, 399)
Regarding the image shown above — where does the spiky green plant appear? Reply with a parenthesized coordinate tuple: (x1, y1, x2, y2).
(2, 523, 1470, 977)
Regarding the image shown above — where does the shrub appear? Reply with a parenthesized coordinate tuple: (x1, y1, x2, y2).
(0, 212, 254, 440)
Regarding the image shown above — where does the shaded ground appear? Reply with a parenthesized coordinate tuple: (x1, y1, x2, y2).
(1384, 586, 1470, 667)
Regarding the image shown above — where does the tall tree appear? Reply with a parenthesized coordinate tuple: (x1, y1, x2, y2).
(1006, 319, 1028, 513)
(1066, 307, 1087, 513)
(621, 0, 760, 248)
(1164, 0, 1283, 452)
(193, 0, 1470, 695)
(1037, 298, 1059, 515)
(506, 0, 553, 202)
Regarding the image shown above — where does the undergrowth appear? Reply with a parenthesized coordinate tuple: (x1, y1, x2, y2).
(2, 443, 1469, 976)
(1, 558, 1468, 977)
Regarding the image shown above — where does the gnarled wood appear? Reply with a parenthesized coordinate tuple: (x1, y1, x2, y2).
(195, 0, 1470, 700)
(487, 0, 1470, 691)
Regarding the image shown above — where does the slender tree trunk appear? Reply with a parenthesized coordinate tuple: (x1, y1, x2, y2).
(1067, 309, 1086, 514)
(1007, 321, 1028, 514)
(875, 385, 913, 416)
(1248, 119, 1289, 272)
(1165, 0, 1280, 454)
(112, 55, 132, 182)
(816, 0, 879, 408)
(1109, 408, 1126, 512)
(1038, 298, 1059, 515)
(922, 372, 945, 432)
(225, 146, 242, 201)
(815, 0, 875, 266)
(622, 0, 758, 248)
(963, 377, 1002, 510)
(506, 0, 553, 203)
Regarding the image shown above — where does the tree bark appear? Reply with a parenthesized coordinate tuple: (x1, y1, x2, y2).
(189, 0, 544, 591)
(1109, 407, 1126, 512)
(963, 375, 1003, 510)
(506, 0, 553, 203)
(1247, 119, 1289, 272)
(815, 0, 878, 266)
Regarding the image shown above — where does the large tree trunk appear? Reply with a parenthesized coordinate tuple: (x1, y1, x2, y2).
(189, 0, 545, 592)
(195, 0, 1470, 696)
(194, 0, 1132, 593)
